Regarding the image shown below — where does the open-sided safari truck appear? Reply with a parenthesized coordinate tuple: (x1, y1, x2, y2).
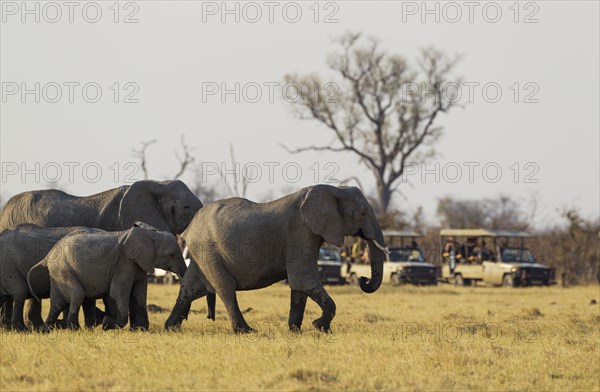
(440, 229, 555, 287)
(344, 230, 437, 285)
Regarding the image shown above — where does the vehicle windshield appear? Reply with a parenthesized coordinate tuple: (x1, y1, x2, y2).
(389, 247, 424, 263)
(319, 248, 340, 262)
(500, 248, 536, 263)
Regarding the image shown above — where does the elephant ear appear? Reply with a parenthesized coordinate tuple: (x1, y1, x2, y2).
(119, 181, 169, 232)
(123, 227, 156, 274)
(300, 185, 344, 247)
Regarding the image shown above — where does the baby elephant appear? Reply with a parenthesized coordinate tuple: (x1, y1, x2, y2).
(28, 223, 187, 331)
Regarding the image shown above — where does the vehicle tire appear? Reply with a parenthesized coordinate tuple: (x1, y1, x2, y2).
(454, 274, 464, 287)
(502, 274, 514, 288)
(391, 273, 402, 286)
(349, 273, 359, 286)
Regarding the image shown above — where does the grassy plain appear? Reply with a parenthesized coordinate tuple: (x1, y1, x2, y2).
(1, 284, 599, 391)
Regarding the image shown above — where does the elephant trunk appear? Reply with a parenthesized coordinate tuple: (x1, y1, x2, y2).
(359, 233, 386, 294)
(174, 263, 187, 280)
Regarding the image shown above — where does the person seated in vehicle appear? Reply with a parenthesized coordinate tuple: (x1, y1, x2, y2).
(480, 240, 496, 261)
(351, 238, 364, 264)
(462, 237, 479, 263)
(443, 237, 460, 273)
(361, 245, 370, 264)
(411, 240, 419, 250)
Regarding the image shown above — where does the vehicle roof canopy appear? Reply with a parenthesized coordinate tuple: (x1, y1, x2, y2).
(383, 230, 423, 238)
(439, 229, 533, 238)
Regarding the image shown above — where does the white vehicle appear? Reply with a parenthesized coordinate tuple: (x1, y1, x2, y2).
(440, 229, 555, 287)
(343, 230, 437, 285)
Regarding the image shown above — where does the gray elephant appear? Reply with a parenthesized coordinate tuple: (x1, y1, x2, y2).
(28, 224, 187, 330)
(0, 224, 85, 330)
(166, 184, 386, 333)
(0, 179, 203, 233)
(0, 179, 204, 327)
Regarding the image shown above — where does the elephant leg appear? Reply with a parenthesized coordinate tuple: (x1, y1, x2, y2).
(129, 279, 149, 331)
(305, 285, 336, 333)
(286, 258, 335, 332)
(288, 290, 308, 332)
(94, 300, 107, 327)
(43, 288, 68, 333)
(55, 308, 70, 329)
(165, 269, 209, 330)
(82, 298, 97, 329)
(129, 296, 138, 328)
(10, 292, 28, 332)
(0, 299, 13, 329)
(66, 288, 85, 330)
(25, 299, 45, 330)
(206, 293, 216, 321)
(212, 272, 253, 333)
(102, 281, 132, 330)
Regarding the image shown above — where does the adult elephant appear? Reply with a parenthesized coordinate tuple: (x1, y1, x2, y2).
(0, 180, 202, 233)
(165, 184, 386, 333)
(0, 224, 85, 330)
(0, 180, 204, 328)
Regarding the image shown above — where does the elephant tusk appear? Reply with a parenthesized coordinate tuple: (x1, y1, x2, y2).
(371, 239, 390, 255)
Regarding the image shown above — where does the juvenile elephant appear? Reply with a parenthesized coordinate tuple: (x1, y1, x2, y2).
(0, 224, 84, 330)
(0, 179, 203, 327)
(166, 184, 386, 333)
(28, 224, 187, 330)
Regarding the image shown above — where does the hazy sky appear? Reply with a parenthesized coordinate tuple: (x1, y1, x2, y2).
(1, 1, 598, 227)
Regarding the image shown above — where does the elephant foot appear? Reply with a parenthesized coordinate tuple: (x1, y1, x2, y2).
(288, 324, 302, 333)
(102, 317, 116, 330)
(11, 322, 29, 332)
(130, 325, 149, 332)
(312, 318, 332, 333)
(165, 314, 185, 331)
(165, 323, 182, 332)
(41, 324, 53, 334)
(55, 319, 69, 329)
(234, 324, 256, 334)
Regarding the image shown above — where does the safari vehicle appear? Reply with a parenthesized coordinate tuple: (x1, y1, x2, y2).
(440, 229, 555, 287)
(317, 247, 344, 284)
(344, 230, 437, 285)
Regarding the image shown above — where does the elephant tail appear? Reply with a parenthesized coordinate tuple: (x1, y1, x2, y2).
(27, 260, 49, 303)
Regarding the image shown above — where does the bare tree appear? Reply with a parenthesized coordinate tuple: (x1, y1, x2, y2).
(220, 144, 253, 198)
(131, 134, 195, 181)
(131, 139, 157, 180)
(283, 32, 461, 213)
(188, 144, 254, 202)
(173, 135, 196, 180)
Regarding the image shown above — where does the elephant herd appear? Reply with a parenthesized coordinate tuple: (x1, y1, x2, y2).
(0, 180, 386, 334)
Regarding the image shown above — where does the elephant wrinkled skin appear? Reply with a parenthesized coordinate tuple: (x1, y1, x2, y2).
(0, 179, 203, 328)
(0, 225, 84, 330)
(165, 184, 385, 333)
(28, 225, 187, 331)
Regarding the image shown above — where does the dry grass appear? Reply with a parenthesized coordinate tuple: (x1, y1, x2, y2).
(1, 284, 599, 391)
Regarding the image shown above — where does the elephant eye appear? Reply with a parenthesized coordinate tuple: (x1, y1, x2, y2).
(170, 253, 175, 258)
(184, 205, 190, 210)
